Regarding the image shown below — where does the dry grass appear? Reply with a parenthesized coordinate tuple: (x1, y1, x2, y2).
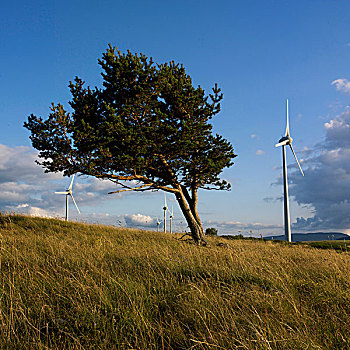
(0, 213, 349, 349)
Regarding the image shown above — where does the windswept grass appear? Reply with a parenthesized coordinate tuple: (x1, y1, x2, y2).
(302, 240, 350, 252)
(0, 213, 349, 349)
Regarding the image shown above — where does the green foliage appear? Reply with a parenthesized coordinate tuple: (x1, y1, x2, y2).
(1, 214, 350, 349)
(205, 227, 218, 236)
(24, 45, 236, 192)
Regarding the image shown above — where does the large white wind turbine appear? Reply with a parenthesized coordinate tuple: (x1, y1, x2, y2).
(55, 174, 81, 221)
(275, 100, 304, 242)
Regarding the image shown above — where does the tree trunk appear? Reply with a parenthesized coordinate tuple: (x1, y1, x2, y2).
(174, 186, 207, 245)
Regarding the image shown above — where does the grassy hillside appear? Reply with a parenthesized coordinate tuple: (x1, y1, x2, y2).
(0, 214, 349, 349)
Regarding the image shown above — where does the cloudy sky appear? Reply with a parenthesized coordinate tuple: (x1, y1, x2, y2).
(1, 1, 350, 236)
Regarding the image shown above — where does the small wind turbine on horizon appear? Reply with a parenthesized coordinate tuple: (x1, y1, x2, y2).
(55, 174, 81, 221)
(169, 206, 174, 234)
(156, 217, 161, 232)
(163, 193, 168, 233)
(275, 99, 304, 243)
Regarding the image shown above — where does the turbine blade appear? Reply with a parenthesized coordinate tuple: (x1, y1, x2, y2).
(55, 191, 69, 194)
(68, 174, 75, 191)
(70, 194, 81, 214)
(285, 99, 290, 137)
(289, 144, 304, 176)
(275, 140, 289, 147)
(164, 192, 167, 209)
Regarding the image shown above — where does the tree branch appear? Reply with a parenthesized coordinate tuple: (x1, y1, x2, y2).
(108, 183, 151, 194)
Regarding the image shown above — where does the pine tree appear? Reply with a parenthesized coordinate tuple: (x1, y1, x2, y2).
(24, 45, 237, 245)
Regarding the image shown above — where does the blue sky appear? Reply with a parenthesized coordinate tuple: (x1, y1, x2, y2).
(1, 0, 350, 235)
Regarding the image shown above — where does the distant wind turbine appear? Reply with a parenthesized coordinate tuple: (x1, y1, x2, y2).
(55, 174, 81, 221)
(163, 193, 168, 233)
(169, 206, 174, 234)
(275, 99, 304, 242)
(156, 217, 161, 232)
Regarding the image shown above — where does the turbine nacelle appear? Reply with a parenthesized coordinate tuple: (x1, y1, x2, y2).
(275, 135, 293, 147)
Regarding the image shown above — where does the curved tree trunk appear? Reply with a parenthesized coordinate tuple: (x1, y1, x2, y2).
(174, 186, 206, 245)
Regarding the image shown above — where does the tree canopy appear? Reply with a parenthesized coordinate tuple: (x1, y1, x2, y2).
(24, 44, 236, 244)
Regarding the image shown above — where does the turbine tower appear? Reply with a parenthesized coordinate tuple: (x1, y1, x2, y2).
(275, 99, 304, 242)
(156, 217, 161, 232)
(55, 174, 81, 221)
(163, 193, 168, 233)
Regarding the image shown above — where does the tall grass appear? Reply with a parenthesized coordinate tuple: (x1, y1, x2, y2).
(0, 213, 349, 349)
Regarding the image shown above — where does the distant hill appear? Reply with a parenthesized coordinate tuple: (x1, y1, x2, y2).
(265, 232, 350, 242)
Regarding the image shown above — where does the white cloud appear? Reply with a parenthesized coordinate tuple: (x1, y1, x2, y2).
(250, 134, 257, 139)
(323, 109, 350, 148)
(12, 203, 55, 218)
(27, 206, 53, 217)
(331, 78, 350, 95)
(75, 177, 119, 193)
(205, 219, 281, 236)
(124, 213, 155, 227)
(0, 143, 127, 217)
(256, 149, 265, 155)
